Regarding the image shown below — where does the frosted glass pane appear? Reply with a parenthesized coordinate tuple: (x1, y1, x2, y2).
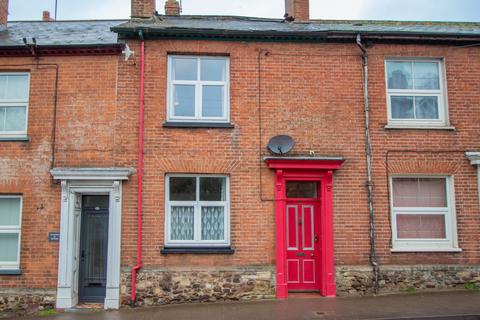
(201, 206, 224, 240)
(200, 177, 226, 201)
(200, 59, 226, 81)
(169, 177, 196, 201)
(172, 58, 197, 80)
(0, 107, 5, 131)
(0, 198, 21, 226)
(170, 206, 194, 240)
(397, 214, 446, 239)
(4, 107, 26, 132)
(415, 96, 439, 119)
(391, 96, 414, 119)
(387, 62, 413, 89)
(414, 62, 439, 90)
(6, 75, 29, 100)
(0, 76, 6, 99)
(393, 178, 447, 207)
(0, 233, 19, 262)
(202, 86, 224, 117)
(173, 85, 195, 117)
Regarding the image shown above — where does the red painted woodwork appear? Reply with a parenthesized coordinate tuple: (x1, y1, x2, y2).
(265, 157, 344, 299)
(286, 200, 320, 291)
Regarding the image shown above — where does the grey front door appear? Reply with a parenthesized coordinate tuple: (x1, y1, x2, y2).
(79, 195, 109, 302)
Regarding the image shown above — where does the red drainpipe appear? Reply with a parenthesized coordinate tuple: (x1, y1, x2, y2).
(131, 33, 145, 305)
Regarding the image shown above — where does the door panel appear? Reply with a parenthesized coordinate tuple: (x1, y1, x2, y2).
(286, 201, 320, 291)
(79, 195, 109, 302)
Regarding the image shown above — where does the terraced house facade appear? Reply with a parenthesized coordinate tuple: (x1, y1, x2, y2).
(1, 0, 480, 311)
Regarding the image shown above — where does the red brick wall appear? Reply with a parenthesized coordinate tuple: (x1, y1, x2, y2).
(0, 55, 136, 289)
(1, 38, 479, 292)
(116, 39, 480, 271)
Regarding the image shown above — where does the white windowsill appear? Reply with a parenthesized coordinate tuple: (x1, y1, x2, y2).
(391, 247, 462, 253)
(384, 124, 456, 131)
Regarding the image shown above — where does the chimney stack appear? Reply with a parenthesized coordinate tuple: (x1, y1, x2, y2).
(0, 0, 8, 29)
(131, 0, 156, 18)
(42, 10, 53, 21)
(165, 0, 180, 16)
(284, 0, 309, 22)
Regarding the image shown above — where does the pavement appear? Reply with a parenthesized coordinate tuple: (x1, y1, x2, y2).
(16, 291, 480, 320)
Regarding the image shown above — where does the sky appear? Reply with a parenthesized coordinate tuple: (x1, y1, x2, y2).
(8, 0, 480, 22)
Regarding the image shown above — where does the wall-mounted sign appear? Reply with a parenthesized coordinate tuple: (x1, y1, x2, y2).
(49, 232, 60, 242)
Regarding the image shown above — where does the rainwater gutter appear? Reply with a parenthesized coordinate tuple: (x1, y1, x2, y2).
(131, 29, 145, 306)
(356, 34, 380, 293)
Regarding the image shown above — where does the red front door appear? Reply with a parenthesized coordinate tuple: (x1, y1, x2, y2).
(286, 201, 320, 291)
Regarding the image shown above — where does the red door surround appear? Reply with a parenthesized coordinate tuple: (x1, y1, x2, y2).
(265, 157, 344, 298)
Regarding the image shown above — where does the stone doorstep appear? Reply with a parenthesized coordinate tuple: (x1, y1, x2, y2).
(64, 303, 104, 312)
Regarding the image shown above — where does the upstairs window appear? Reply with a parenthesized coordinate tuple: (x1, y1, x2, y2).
(0, 196, 22, 270)
(390, 177, 459, 252)
(385, 60, 447, 127)
(0, 73, 30, 137)
(167, 56, 229, 122)
(165, 175, 230, 247)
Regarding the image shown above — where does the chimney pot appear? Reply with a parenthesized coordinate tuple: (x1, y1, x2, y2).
(42, 10, 53, 21)
(165, 0, 180, 16)
(131, 0, 156, 18)
(0, 0, 8, 29)
(284, 0, 309, 22)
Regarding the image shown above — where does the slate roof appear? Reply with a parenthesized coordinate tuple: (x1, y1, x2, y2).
(113, 15, 480, 41)
(0, 20, 126, 47)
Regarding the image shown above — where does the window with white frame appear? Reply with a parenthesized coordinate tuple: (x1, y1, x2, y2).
(385, 59, 447, 126)
(167, 56, 229, 122)
(0, 196, 22, 270)
(0, 73, 30, 136)
(165, 175, 230, 246)
(390, 177, 459, 251)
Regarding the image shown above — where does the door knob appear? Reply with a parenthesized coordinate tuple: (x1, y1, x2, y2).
(311, 253, 315, 257)
(314, 235, 319, 242)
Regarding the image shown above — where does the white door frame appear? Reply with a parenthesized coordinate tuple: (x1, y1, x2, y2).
(51, 168, 133, 309)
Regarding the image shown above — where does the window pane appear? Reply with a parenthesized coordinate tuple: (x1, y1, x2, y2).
(414, 62, 439, 90)
(200, 177, 226, 201)
(4, 106, 26, 132)
(169, 177, 196, 201)
(202, 85, 224, 117)
(82, 195, 109, 209)
(0, 76, 6, 99)
(200, 59, 226, 81)
(397, 214, 446, 239)
(0, 233, 19, 262)
(393, 178, 447, 207)
(286, 182, 317, 198)
(415, 96, 439, 119)
(387, 62, 413, 89)
(173, 85, 195, 117)
(201, 206, 225, 240)
(6, 75, 29, 100)
(0, 198, 21, 226)
(172, 58, 197, 80)
(391, 96, 414, 119)
(0, 107, 5, 131)
(170, 206, 194, 240)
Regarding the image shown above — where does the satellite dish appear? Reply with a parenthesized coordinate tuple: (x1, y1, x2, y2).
(267, 135, 295, 155)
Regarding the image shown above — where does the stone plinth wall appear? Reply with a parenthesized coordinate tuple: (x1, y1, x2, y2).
(336, 265, 480, 295)
(120, 266, 276, 306)
(0, 289, 55, 312)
